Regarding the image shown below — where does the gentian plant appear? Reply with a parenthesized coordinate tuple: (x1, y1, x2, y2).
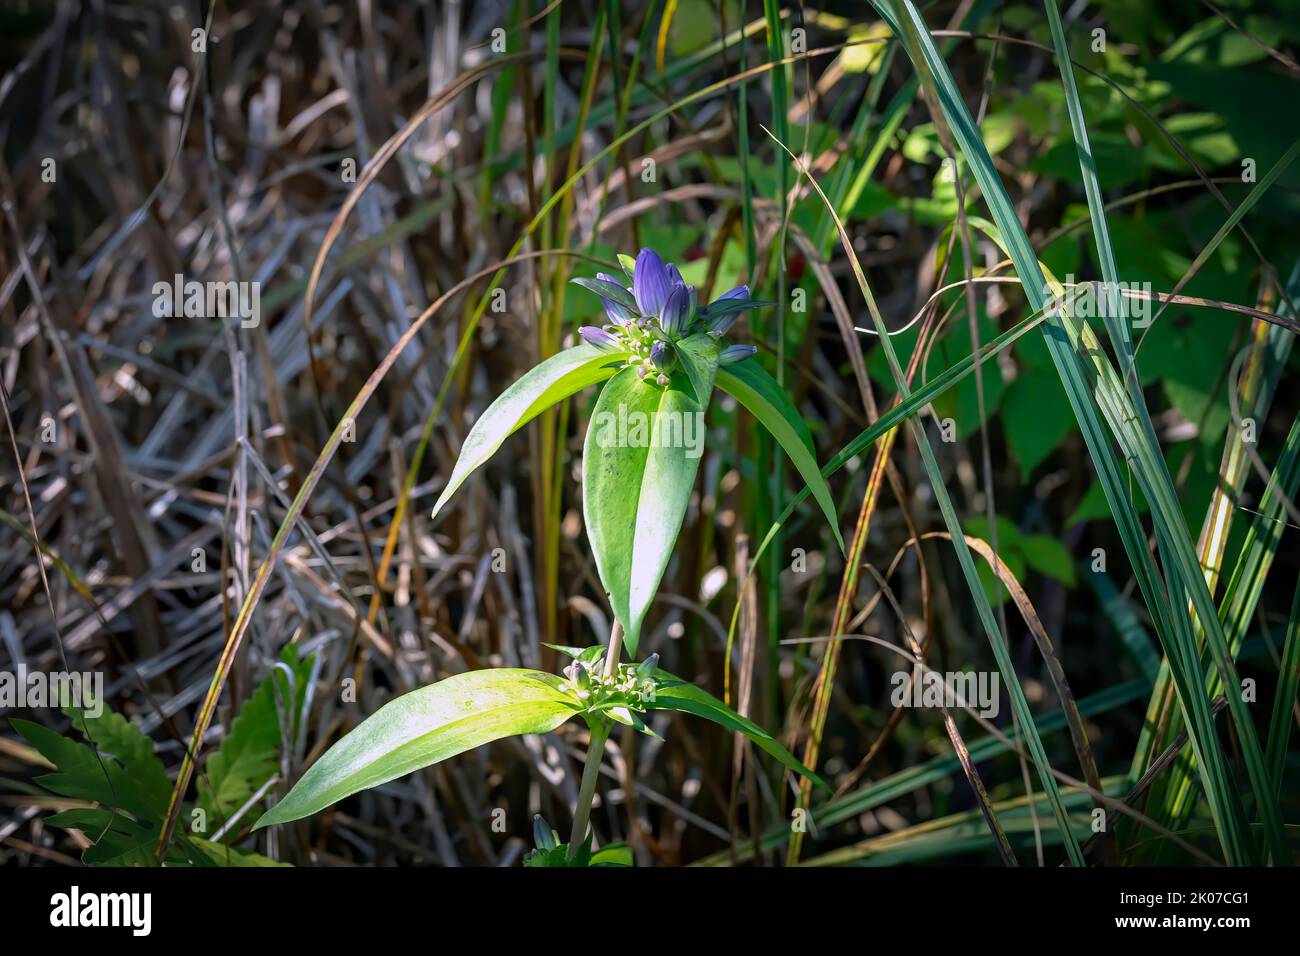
(255, 249, 842, 861)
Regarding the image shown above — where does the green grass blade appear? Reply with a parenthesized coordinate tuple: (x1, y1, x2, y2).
(717, 359, 845, 553)
(767, 126, 1087, 866)
(1266, 583, 1300, 803)
(882, 0, 1287, 864)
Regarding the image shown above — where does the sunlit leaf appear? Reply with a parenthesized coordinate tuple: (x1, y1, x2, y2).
(583, 367, 707, 656)
(651, 674, 830, 789)
(430, 345, 623, 521)
(255, 670, 579, 828)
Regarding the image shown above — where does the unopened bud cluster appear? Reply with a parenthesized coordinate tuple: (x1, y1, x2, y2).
(575, 249, 767, 389)
(560, 653, 659, 713)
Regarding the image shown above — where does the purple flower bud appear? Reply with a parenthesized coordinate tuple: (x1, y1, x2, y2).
(659, 285, 694, 335)
(719, 344, 757, 365)
(579, 326, 621, 352)
(650, 339, 674, 372)
(667, 263, 685, 288)
(700, 285, 754, 334)
(701, 311, 739, 335)
(633, 248, 673, 317)
(596, 273, 633, 325)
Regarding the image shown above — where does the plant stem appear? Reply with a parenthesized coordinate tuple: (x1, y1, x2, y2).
(568, 620, 622, 858)
(567, 720, 609, 858)
(603, 619, 624, 678)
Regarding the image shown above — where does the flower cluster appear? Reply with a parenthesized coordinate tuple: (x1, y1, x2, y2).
(573, 249, 767, 386)
(560, 652, 660, 732)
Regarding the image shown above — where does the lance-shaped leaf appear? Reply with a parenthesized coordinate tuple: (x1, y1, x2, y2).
(583, 367, 707, 657)
(430, 345, 624, 521)
(569, 276, 638, 313)
(698, 297, 775, 319)
(716, 360, 845, 553)
(254, 670, 579, 828)
(650, 675, 830, 790)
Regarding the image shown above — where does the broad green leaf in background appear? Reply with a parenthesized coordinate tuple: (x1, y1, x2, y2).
(1001, 368, 1076, 479)
(583, 367, 708, 657)
(64, 702, 172, 818)
(14, 704, 247, 866)
(42, 808, 159, 867)
(255, 669, 579, 828)
(14, 710, 169, 825)
(717, 359, 846, 553)
(1021, 535, 1077, 588)
(430, 344, 624, 521)
(651, 673, 830, 790)
(198, 645, 314, 836)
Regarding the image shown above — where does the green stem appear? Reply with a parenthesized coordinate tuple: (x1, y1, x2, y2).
(568, 620, 623, 857)
(568, 720, 609, 858)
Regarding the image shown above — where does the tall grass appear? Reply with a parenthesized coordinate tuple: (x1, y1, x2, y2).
(2, 1, 1296, 868)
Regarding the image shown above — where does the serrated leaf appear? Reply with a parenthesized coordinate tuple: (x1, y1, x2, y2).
(65, 703, 172, 816)
(12, 716, 166, 823)
(430, 345, 624, 521)
(45, 807, 161, 867)
(583, 368, 707, 656)
(650, 674, 830, 790)
(716, 359, 845, 553)
(198, 646, 314, 837)
(255, 669, 578, 828)
(674, 332, 720, 406)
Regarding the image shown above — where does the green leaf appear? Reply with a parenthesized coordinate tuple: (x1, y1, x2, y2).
(1001, 368, 1075, 479)
(569, 276, 637, 312)
(65, 702, 172, 818)
(651, 674, 830, 790)
(430, 345, 623, 521)
(1021, 535, 1077, 587)
(674, 332, 720, 406)
(188, 838, 292, 867)
(255, 669, 579, 828)
(583, 367, 707, 656)
(198, 645, 314, 837)
(590, 843, 635, 866)
(698, 297, 776, 319)
(716, 359, 844, 553)
(44, 807, 160, 867)
(13, 715, 168, 824)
